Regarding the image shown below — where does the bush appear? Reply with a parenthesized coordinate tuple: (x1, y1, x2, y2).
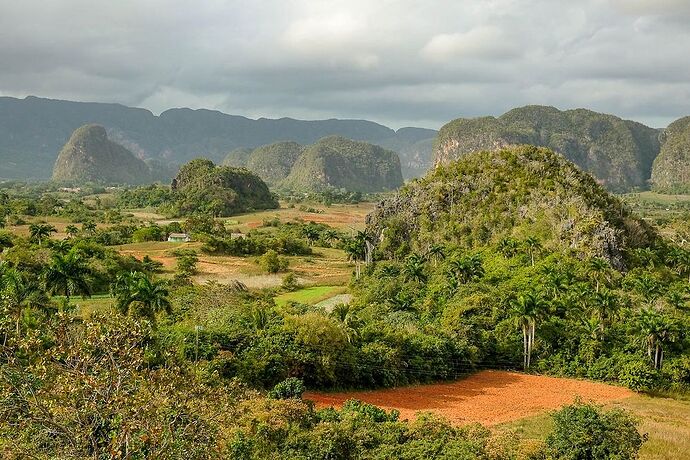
(619, 359, 658, 391)
(259, 249, 289, 273)
(268, 377, 305, 399)
(545, 401, 644, 460)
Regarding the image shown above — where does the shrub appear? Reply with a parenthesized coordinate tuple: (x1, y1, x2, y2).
(619, 359, 658, 391)
(268, 377, 305, 399)
(259, 249, 288, 273)
(545, 401, 644, 460)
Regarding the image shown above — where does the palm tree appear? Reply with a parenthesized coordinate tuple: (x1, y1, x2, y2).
(82, 221, 97, 236)
(635, 308, 677, 369)
(498, 237, 519, 258)
(302, 225, 320, 246)
(523, 237, 541, 266)
(111, 271, 171, 320)
(65, 225, 79, 239)
(28, 223, 56, 246)
(330, 303, 360, 344)
(44, 252, 92, 304)
(403, 254, 426, 283)
(448, 254, 484, 284)
(591, 289, 619, 333)
(1, 263, 49, 340)
(426, 244, 446, 267)
(509, 291, 547, 370)
(668, 247, 690, 283)
(343, 232, 367, 279)
(322, 229, 339, 247)
(586, 257, 610, 293)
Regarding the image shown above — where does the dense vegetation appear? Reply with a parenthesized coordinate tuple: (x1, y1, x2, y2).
(434, 105, 662, 192)
(242, 141, 304, 186)
(362, 145, 690, 390)
(281, 136, 404, 193)
(168, 159, 278, 217)
(1, 144, 685, 458)
(51, 124, 152, 184)
(651, 116, 690, 193)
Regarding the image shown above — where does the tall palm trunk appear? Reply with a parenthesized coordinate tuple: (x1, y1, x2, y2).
(522, 324, 528, 370)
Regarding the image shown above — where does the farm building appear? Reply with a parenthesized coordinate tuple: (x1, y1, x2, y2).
(167, 233, 191, 242)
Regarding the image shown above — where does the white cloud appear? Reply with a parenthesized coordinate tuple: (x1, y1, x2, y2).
(421, 27, 519, 62)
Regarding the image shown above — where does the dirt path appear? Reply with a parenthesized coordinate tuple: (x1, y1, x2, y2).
(304, 370, 634, 426)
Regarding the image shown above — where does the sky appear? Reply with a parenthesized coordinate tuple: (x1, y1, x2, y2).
(1, 0, 689, 129)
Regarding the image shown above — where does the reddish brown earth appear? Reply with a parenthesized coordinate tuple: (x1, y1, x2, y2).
(304, 370, 634, 426)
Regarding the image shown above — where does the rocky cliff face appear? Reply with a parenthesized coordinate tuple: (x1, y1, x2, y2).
(52, 124, 151, 184)
(367, 145, 657, 269)
(433, 106, 661, 192)
(651, 116, 690, 193)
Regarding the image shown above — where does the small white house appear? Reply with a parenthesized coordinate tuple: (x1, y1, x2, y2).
(167, 233, 191, 242)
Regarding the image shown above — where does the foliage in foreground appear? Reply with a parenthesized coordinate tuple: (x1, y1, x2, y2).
(0, 312, 644, 459)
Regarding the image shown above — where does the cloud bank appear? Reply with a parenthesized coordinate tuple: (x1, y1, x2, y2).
(0, 0, 688, 128)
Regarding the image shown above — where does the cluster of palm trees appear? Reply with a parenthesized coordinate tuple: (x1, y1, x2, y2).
(111, 271, 171, 320)
(1, 249, 171, 339)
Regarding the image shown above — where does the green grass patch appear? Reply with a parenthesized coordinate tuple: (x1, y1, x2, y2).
(274, 285, 346, 307)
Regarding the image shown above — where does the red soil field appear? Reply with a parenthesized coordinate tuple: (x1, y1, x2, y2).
(304, 370, 634, 426)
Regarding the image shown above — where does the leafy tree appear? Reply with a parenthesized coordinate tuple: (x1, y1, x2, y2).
(259, 249, 288, 274)
(545, 401, 644, 460)
(268, 377, 305, 399)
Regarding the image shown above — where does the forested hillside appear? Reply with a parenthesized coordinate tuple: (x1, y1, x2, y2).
(434, 106, 662, 192)
(51, 124, 152, 184)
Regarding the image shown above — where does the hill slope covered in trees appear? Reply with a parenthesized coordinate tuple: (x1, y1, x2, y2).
(433, 106, 662, 192)
(280, 136, 404, 193)
(169, 158, 278, 216)
(369, 145, 656, 268)
(51, 124, 152, 184)
(651, 116, 690, 193)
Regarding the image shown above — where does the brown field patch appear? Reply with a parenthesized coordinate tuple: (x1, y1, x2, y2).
(304, 370, 634, 426)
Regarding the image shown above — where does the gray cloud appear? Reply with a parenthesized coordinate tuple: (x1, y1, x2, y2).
(0, 0, 689, 129)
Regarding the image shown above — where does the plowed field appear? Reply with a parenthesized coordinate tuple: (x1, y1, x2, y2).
(304, 370, 634, 426)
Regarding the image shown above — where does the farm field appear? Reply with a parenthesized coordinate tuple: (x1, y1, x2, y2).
(274, 285, 346, 307)
(115, 242, 353, 288)
(307, 370, 690, 459)
(304, 370, 634, 426)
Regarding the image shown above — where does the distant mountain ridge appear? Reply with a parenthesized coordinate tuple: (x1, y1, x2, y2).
(434, 106, 663, 192)
(0, 95, 436, 180)
(226, 137, 404, 193)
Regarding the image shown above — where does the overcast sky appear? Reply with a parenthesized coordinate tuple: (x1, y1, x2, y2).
(1, 0, 689, 129)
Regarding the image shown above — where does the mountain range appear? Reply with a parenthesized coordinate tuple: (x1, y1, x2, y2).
(0, 95, 435, 180)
